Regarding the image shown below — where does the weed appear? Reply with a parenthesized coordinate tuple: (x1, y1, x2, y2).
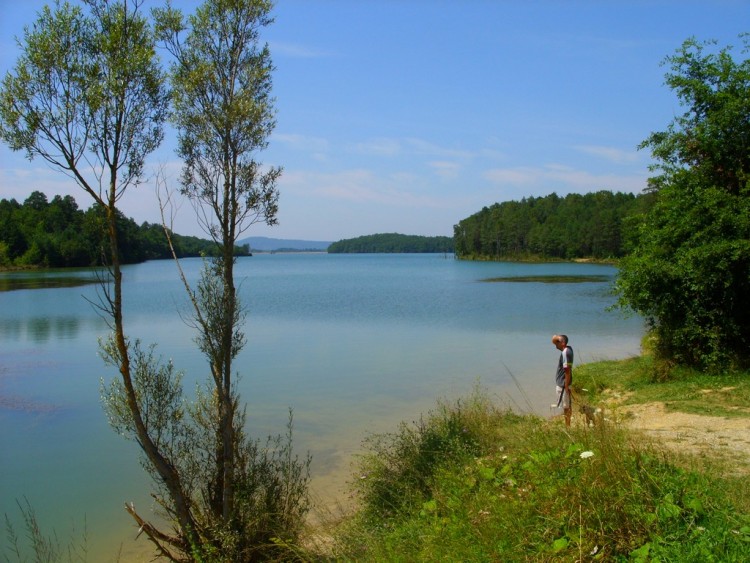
(332, 380, 750, 561)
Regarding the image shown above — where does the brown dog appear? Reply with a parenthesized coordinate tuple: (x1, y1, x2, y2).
(580, 404, 603, 426)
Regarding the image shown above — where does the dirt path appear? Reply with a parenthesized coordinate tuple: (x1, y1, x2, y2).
(600, 398, 750, 474)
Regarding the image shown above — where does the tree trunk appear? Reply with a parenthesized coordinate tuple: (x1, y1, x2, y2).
(106, 204, 198, 550)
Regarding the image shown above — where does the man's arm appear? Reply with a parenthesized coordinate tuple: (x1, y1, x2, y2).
(563, 349, 572, 394)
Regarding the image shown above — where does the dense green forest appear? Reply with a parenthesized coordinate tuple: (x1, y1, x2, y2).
(0, 191, 249, 268)
(328, 233, 454, 253)
(453, 190, 654, 260)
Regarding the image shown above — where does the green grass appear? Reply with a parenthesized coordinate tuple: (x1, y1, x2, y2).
(326, 379, 750, 562)
(575, 354, 750, 418)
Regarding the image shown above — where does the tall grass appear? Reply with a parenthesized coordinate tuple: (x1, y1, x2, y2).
(3, 498, 91, 562)
(332, 385, 750, 561)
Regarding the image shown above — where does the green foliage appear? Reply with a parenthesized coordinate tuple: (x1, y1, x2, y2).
(453, 190, 650, 260)
(0, 192, 248, 269)
(0, 0, 169, 204)
(351, 392, 502, 524)
(100, 335, 312, 562)
(3, 1, 301, 561)
(155, 0, 281, 244)
(616, 36, 750, 371)
(335, 386, 750, 562)
(328, 233, 454, 253)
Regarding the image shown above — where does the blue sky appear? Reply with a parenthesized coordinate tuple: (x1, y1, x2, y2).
(1, 1, 747, 241)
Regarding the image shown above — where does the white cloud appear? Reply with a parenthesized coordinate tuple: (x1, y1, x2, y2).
(349, 136, 476, 161)
(274, 133, 330, 154)
(404, 138, 474, 160)
(483, 167, 539, 185)
(279, 168, 455, 209)
(352, 138, 402, 157)
(429, 160, 461, 179)
(484, 163, 647, 194)
(269, 41, 332, 59)
(573, 144, 640, 164)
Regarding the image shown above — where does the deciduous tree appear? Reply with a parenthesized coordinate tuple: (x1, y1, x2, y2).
(616, 36, 750, 372)
(0, 0, 205, 553)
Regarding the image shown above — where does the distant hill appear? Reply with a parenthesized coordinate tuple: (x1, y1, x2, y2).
(238, 236, 332, 252)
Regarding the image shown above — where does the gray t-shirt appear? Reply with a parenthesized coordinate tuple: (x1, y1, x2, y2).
(555, 346, 574, 387)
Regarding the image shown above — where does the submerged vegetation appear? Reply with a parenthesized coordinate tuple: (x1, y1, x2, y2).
(0, 272, 99, 291)
(480, 274, 611, 284)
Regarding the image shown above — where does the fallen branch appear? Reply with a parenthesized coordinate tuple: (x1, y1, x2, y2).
(125, 502, 186, 562)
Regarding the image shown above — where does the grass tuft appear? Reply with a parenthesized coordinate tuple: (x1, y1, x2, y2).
(330, 378, 750, 562)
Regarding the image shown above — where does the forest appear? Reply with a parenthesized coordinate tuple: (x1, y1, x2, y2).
(453, 190, 655, 260)
(328, 233, 454, 253)
(0, 191, 249, 268)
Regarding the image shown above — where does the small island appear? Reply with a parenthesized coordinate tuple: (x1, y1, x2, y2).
(327, 233, 454, 254)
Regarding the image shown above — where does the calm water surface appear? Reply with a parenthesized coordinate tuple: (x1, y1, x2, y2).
(0, 254, 643, 560)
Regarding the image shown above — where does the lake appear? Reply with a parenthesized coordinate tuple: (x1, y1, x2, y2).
(0, 253, 643, 560)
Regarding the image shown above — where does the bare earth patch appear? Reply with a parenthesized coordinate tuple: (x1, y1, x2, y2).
(601, 397, 750, 474)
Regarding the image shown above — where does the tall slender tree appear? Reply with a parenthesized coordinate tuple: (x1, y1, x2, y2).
(155, 0, 282, 521)
(5, 0, 205, 556)
(149, 2, 308, 560)
(3, 2, 307, 559)
(0, 0, 208, 554)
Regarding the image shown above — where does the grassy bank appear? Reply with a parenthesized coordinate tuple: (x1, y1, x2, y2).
(575, 353, 750, 419)
(318, 358, 750, 562)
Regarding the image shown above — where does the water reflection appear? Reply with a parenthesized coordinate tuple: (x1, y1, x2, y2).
(0, 275, 99, 292)
(0, 316, 105, 343)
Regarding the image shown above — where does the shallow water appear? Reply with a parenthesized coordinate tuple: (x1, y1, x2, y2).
(0, 254, 643, 560)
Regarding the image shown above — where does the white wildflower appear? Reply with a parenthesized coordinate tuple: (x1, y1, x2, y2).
(580, 451, 594, 459)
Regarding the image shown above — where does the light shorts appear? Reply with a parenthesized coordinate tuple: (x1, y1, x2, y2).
(555, 385, 571, 409)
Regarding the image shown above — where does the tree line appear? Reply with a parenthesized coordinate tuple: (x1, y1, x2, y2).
(0, 191, 249, 268)
(453, 190, 655, 261)
(328, 233, 454, 253)
(455, 35, 750, 373)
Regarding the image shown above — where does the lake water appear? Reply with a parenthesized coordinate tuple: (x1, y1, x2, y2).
(0, 254, 643, 560)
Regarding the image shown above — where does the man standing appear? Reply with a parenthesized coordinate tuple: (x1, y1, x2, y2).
(552, 334, 573, 427)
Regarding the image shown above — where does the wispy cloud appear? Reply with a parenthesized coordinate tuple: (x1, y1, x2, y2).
(274, 133, 330, 154)
(279, 169, 453, 209)
(429, 160, 461, 179)
(573, 144, 641, 164)
(484, 163, 647, 193)
(350, 136, 476, 161)
(483, 167, 539, 186)
(352, 138, 402, 157)
(403, 138, 474, 160)
(1, 164, 71, 201)
(269, 41, 332, 59)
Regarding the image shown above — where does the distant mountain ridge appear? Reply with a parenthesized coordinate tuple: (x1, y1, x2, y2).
(238, 236, 332, 251)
